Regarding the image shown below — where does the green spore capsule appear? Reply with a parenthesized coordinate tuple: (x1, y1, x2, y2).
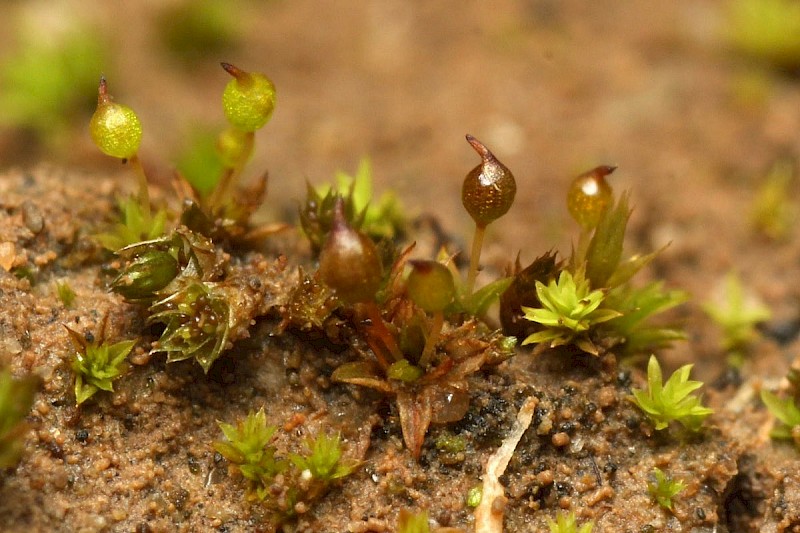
(406, 260, 455, 313)
(111, 250, 179, 301)
(461, 134, 517, 227)
(89, 77, 142, 160)
(567, 165, 616, 230)
(221, 62, 276, 132)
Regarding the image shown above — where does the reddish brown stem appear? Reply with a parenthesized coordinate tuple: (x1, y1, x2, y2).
(363, 302, 404, 363)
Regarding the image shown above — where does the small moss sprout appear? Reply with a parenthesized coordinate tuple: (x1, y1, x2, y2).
(466, 486, 482, 508)
(703, 272, 770, 366)
(55, 280, 77, 308)
(547, 510, 594, 533)
(290, 432, 357, 484)
(647, 467, 686, 511)
(760, 389, 800, 447)
(214, 411, 357, 525)
(630, 355, 713, 432)
(213, 408, 286, 501)
(750, 160, 797, 241)
(67, 326, 135, 405)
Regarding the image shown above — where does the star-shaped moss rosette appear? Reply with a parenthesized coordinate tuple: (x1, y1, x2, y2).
(647, 467, 686, 512)
(521, 270, 621, 355)
(66, 327, 135, 405)
(630, 355, 713, 432)
(214, 408, 286, 501)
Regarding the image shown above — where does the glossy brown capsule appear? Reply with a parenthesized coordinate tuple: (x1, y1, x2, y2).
(567, 165, 616, 230)
(461, 135, 517, 227)
(318, 197, 383, 304)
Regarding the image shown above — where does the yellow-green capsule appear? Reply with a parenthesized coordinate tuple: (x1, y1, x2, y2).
(221, 62, 276, 132)
(89, 77, 142, 160)
(406, 260, 455, 313)
(567, 165, 616, 230)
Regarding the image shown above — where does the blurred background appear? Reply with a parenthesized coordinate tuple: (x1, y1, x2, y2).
(0, 0, 798, 264)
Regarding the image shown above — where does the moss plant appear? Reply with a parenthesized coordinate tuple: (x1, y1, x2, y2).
(213, 408, 286, 501)
(647, 467, 686, 512)
(703, 272, 771, 366)
(96, 196, 169, 252)
(66, 327, 135, 405)
(520, 269, 621, 355)
(148, 280, 233, 373)
(290, 432, 357, 484)
(630, 355, 713, 432)
(318, 199, 515, 458)
(55, 280, 77, 308)
(215, 413, 357, 526)
(178, 63, 281, 242)
(89, 77, 168, 250)
(301, 158, 406, 249)
(0, 368, 39, 469)
(511, 165, 687, 357)
(760, 389, 800, 447)
(547, 510, 594, 533)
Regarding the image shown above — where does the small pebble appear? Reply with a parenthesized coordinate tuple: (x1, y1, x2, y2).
(551, 432, 570, 447)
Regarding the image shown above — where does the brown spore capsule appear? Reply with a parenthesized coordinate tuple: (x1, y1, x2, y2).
(318, 198, 383, 304)
(461, 134, 517, 227)
(567, 165, 616, 230)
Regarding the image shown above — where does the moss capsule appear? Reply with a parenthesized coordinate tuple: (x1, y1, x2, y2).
(461, 134, 516, 227)
(567, 165, 616, 230)
(406, 260, 455, 314)
(89, 77, 142, 160)
(221, 62, 276, 132)
(318, 198, 383, 304)
(111, 250, 179, 301)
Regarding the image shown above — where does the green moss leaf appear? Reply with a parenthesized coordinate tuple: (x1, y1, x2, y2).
(585, 192, 630, 289)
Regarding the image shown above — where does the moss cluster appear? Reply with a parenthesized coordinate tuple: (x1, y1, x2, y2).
(39, 59, 720, 529)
